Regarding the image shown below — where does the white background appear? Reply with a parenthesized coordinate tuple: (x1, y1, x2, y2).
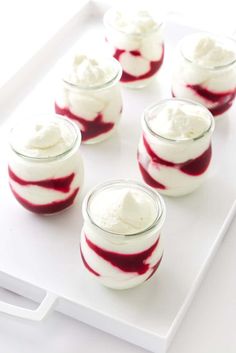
(0, 1, 236, 352)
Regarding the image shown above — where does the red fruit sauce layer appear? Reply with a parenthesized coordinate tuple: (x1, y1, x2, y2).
(55, 104, 114, 142)
(145, 255, 163, 281)
(113, 45, 164, 83)
(138, 160, 166, 190)
(143, 134, 211, 176)
(80, 248, 100, 277)
(9, 167, 75, 193)
(172, 85, 236, 116)
(10, 184, 79, 214)
(9, 167, 79, 214)
(82, 233, 162, 277)
(138, 135, 212, 190)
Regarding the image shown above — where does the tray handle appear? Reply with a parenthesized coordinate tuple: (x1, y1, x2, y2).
(0, 291, 57, 321)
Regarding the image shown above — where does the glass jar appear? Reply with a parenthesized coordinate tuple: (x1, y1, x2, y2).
(103, 8, 164, 89)
(172, 33, 236, 118)
(137, 99, 215, 196)
(80, 180, 166, 290)
(8, 115, 84, 215)
(55, 57, 122, 144)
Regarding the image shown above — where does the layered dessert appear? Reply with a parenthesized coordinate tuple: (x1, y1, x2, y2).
(8, 116, 84, 214)
(138, 99, 215, 196)
(172, 33, 236, 117)
(80, 180, 166, 289)
(55, 54, 122, 144)
(104, 7, 164, 88)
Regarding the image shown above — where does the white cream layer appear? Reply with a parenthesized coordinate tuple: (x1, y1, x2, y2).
(11, 119, 76, 158)
(148, 103, 210, 140)
(65, 54, 117, 87)
(108, 9, 160, 34)
(89, 188, 157, 235)
(183, 34, 236, 68)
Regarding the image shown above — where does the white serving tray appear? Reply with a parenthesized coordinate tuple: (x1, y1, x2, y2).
(0, 1, 236, 352)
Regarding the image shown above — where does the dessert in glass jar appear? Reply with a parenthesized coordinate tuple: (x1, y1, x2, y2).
(104, 7, 164, 88)
(8, 115, 84, 214)
(55, 54, 122, 144)
(80, 180, 166, 289)
(138, 99, 215, 196)
(172, 33, 236, 118)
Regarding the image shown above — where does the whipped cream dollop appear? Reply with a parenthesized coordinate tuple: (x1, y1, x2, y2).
(10, 118, 77, 158)
(89, 187, 157, 235)
(148, 103, 211, 139)
(108, 8, 160, 34)
(183, 34, 236, 68)
(64, 54, 118, 87)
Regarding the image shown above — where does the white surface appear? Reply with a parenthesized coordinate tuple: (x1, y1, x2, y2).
(0, 217, 235, 353)
(0, 291, 57, 321)
(0, 2, 236, 352)
(0, 0, 89, 87)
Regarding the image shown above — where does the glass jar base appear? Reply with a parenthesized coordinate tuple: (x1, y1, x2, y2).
(85, 268, 162, 290)
(214, 111, 230, 120)
(82, 125, 118, 144)
(121, 76, 156, 89)
(40, 202, 77, 216)
(157, 183, 204, 197)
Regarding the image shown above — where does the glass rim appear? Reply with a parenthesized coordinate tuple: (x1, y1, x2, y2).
(103, 7, 164, 37)
(62, 57, 122, 91)
(179, 32, 236, 70)
(142, 98, 215, 143)
(83, 179, 166, 237)
(9, 114, 81, 162)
